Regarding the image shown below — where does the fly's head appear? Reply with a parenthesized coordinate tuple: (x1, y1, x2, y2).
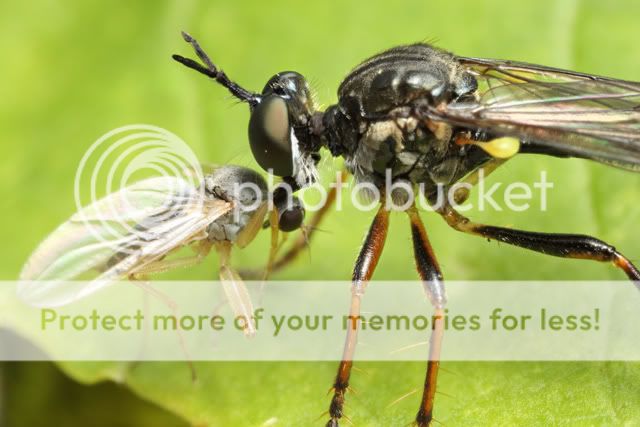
(248, 71, 321, 189)
(173, 32, 321, 191)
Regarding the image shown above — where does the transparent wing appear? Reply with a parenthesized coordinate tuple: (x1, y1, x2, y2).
(430, 57, 640, 170)
(19, 176, 232, 306)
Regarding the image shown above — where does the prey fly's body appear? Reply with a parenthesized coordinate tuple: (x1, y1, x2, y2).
(20, 164, 306, 336)
(174, 34, 640, 426)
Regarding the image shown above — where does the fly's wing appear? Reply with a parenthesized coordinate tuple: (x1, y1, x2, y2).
(430, 57, 640, 170)
(19, 176, 232, 306)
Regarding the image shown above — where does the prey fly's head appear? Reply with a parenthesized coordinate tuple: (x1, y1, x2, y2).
(173, 32, 320, 189)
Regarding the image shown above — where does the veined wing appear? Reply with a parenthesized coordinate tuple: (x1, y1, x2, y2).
(19, 176, 232, 306)
(430, 56, 640, 170)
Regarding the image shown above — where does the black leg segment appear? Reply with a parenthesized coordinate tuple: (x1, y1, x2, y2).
(440, 205, 640, 283)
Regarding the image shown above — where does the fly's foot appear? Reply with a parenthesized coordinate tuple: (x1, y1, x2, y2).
(415, 407, 433, 427)
(326, 385, 347, 427)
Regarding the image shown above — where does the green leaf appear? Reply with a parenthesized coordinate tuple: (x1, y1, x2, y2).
(2, 0, 640, 425)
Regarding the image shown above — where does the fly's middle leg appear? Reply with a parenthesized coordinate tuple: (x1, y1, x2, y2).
(327, 203, 390, 427)
(407, 206, 446, 427)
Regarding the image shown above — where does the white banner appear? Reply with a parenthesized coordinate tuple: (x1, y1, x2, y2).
(1, 281, 638, 361)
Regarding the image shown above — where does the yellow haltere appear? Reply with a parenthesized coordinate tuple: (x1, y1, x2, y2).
(476, 137, 521, 159)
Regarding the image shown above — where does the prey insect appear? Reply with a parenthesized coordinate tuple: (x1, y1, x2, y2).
(174, 32, 640, 426)
(19, 165, 305, 336)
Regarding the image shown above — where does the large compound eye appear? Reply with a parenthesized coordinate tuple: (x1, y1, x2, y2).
(275, 196, 305, 232)
(263, 71, 307, 97)
(248, 94, 294, 177)
(263, 71, 314, 119)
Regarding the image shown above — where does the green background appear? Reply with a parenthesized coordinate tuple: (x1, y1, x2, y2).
(2, 0, 640, 425)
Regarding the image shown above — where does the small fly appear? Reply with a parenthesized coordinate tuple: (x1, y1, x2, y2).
(174, 32, 640, 426)
(19, 165, 305, 336)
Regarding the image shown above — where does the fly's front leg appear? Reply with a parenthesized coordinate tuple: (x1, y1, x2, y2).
(439, 204, 640, 283)
(407, 207, 446, 427)
(271, 170, 346, 274)
(327, 204, 390, 427)
(241, 170, 346, 278)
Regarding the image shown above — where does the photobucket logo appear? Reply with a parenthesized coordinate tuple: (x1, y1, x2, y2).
(287, 169, 555, 215)
(73, 125, 204, 251)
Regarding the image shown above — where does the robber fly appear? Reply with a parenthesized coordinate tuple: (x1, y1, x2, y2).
(173, 33, 640, 426)
(19, 165, 305, 336)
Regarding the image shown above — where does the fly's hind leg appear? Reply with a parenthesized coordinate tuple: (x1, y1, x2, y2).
(327, 204, 390, 427)
(439, 204, 640, 283)
(451, 158, 506, 205)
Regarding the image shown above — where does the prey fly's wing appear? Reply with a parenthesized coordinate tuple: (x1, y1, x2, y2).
(19, 176, 233, 306)
(430, 56, 640, 170)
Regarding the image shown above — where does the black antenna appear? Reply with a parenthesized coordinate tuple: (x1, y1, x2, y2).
(172, 31, 260, 106)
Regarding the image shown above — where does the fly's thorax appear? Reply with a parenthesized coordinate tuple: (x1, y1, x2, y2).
(202, 166, 268, 243)
(343, 110, 452, 183)
(342, 108, 493, 200)
(337, 43, 477, 118)
(320, 43, 480, 188)
(320, 105, 358, 157)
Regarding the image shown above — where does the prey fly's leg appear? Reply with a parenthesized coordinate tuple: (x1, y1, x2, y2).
(128, 241, 213, 276)
(128, 241, 214, 380)
(407, 206, 446, 427)
(216, 241, 257, 336)
(130, 279, 198, 381)
(439, 204, 640, 283)
(327, 204, 390, 427)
